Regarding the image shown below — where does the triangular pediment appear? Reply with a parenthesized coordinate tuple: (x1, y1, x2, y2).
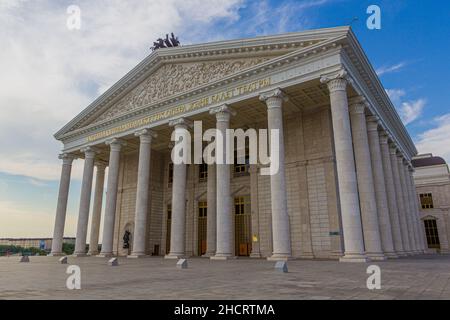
(56, 27, 351, 139)
(94, 56, 274, 124)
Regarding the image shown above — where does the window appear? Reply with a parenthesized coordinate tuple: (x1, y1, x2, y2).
(198, 201, 207, 256)
(420, 193, 434, 209)
(424, 219, 440, 249)
(235, 196, 250, 215)
(198, 201, 207, 218)
(199, 163, 208, 182)
(234, 148, 250, 176)
(168, 163, 173, 186)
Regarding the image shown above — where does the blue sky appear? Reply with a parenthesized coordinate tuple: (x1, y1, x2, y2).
(0, 0, 449, 238)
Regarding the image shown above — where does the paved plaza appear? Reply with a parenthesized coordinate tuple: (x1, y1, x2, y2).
(0, 255, 449, 300)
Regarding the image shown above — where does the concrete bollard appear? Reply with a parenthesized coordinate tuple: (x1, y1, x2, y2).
(176, 259, 188, 269)
(19, 256, 30, 263)
(108, 257, 119, 266)
(274, 261, 288, 273)
(59, 256, 68, 264)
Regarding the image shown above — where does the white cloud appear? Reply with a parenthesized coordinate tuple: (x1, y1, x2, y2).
(0, 0, 243, 181)
(376, 61, 407, 76)
(386, 88, 406, 104)
(386, 89, 426, 126)
(416, 114, 450, 164)
(399, 99, 426, 125)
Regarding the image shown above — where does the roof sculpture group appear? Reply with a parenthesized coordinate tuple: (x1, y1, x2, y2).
(151, 33, 180, 51)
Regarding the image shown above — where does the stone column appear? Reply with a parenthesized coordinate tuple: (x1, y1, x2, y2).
(50, 154, 75, 256)
(390, 145, 412, 254)
(259, 89, 292, 261)
(404, 165, 422, 253)
(165, 118, 191, 259)
(249, 164, 262, 258)
(74, 147, 97, 256)
(130, 129, 156, 258)
(379, 133, 406, 256)
(204, 164, 217, 257)
(99, 138, 126, 257)
(397, 155, 418, 254)
(366, 117, 397, 258)
(321, 71, 367, 262)
(88, 163, 106, 256)
(210, 105, 235, 260)
(349, 100, 385, 261)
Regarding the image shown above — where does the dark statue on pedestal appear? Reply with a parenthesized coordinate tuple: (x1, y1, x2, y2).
(123, 230, 131, 249)
(151, 33, 180, 51)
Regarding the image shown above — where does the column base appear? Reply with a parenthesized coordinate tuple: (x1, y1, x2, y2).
(367, 253, 387, 261)
(87, 251, 99, 256)
(97, 253, 115, 258)
(72, 253, 88, 257)
(164, 253, 185, 259)
(250, 252, 262, 258)
(384, 252, 399, 259)
(128, 254, 149, 259)
(47, 252, 65, 257)
(397, 252, 408, 257)
(210, 254, 236, 260)
(202, 252, 215, 258)
(339, 253, 368, 263)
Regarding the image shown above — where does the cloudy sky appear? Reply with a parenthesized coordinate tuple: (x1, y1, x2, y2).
(0, 0, 449, 238)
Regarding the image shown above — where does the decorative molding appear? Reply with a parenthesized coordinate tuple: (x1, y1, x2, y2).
(169, 117, 193, 129)
(58, 153, 77, 164)
(106, 138, 127, 152)
(209, 104, 236, 121)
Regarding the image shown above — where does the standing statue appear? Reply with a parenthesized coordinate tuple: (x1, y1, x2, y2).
(123, 230, 131, 249)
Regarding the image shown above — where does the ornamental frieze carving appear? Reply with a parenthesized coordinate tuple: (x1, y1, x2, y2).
(95, 57, 271, 123)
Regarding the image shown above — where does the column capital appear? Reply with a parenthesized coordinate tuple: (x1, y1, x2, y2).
(58, 153, 76, 165)
(106, 138, 127, 152)
(389, 144, 399, 155)
(169, 117, 193, 129)
(259, 88, 288, 106)
(210, 104, 236, 122)
(348, 96, 367, 114)
(378, 131, 389, 144)
(80, 146, 99, 159)
(366, 115, 381, 131)
(95, 161, 108, 170)
(320, 69, 351, 93)
(135, 128, 157, 143)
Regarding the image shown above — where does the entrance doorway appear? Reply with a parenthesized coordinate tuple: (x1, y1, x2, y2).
(424, 218, 440, 250)
(198, 201, 207, 256)
(234, 195, 251, 256)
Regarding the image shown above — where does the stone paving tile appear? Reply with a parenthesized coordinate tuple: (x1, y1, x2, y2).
(0, 255, 449, 300)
